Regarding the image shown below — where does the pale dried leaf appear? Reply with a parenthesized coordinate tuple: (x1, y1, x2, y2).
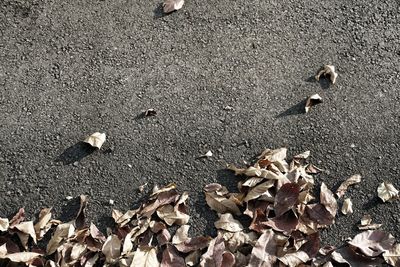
(242, 177, 265, 187)
(151, 183, 177, 196)
(383, 243, 400, 266)
(378, 181, 399, 202)
(10, 208, 25, 226)
(248, 230, 277, 267)
(348, 230, 395, 257)
(102, 234, 121, 263)
(0, 251, 42, 263)
(84, 132, 106, 149)
(163, 0, 184, 13)
(305, 94, 322, 113)
(341, 198, 353, 215)
(14, 221, 37, 244)
(172, 225, 190, 244)
(175, 236, 211, 253)
(47, 222, 75, 254)
(214, 213, 243, 232)
(0, 218, 9, 231)
(199, 235, 225, 267)
(294, 151, 310, 159)
(320, 183, 337, 217)
(144, 109, 157, 117)
(131, 246, 160, 267)
(258, 148, 287, 162)
(243, 181, 275, 202)
(70, 243, 87, 261)
(34, 208, 52, 240)
(122, 232, 133, 255)
(332, 246, 384, 267)
(156, 204, 190, 226)
(278, 251, 309, 267)
(315, 65, 338, 84)
(205, 192, 241, 215)
(336, 174, 362, 198)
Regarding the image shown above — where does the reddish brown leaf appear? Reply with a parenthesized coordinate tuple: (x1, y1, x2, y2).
(161, 244, 186, 267)
(263, 210, 299, 233)
(10, 208, 25, 227)
(274, 183, 300, 217)
(175, 236, 211, 253)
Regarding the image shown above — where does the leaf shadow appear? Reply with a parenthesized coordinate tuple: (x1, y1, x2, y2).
(153, 3, 167, 19)
(276, 99, 307, 118)
(58, 196, 81, 223)
(55, 141, 96, 165)
(305, 75, 331, 90)
(362, 196, 381, 210)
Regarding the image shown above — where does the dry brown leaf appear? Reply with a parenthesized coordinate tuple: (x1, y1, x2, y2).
(114, 209, 138, 227)
(13, 221, 37, 245)
(348, 230, 395, 257)
(243, 181, 275, 202)
(161, 244, 185, 267)
(205, 191, 241, 215)
(76, 194, 88, 229)
(305, 94, 323, 113)
(9, 208, 25, 226)
(221, 231, 257, 252)
(151, 183, 177, 196)
(214, 213, 243, 233)
(294, 151, 310, 159)
(131, 246, 160, 267)
(258, 148, 287, 162)
(383, 243, 400, 267)
(242, 177, 265, 187)
(248, 230, 277, 267)
(172, 225, 190, 245)
(175, 236, 211, 253)
(122, 232, 133, 255)
(0, 251, 42, 263)
(47, 222, 75, 255)
(320, 183, 337, 218)
(336, 174, 362, 198)
(163, 0, 184, 13)
(157, 229, 171, 246)
(34, 207, 52, 240)
(274, 183, 300, 217)
(358, 215, 382, 230)
(102, 234, 121, 263)
(185, 250, 201, 266)
(331, 246, 384, 267)
(0, 218, 9, 231)
(144, 109, 157, 117)
(278, 251, 310, 267)
(315, 65, 338, 84)
(341, 198, 353, 215)
(378, 181, 399, 202)
(156, 204, 190, 226)
(84, 132, 106, 149)
(199, 235, 225, 267)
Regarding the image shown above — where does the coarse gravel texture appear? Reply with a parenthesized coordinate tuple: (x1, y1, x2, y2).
(1, 0, 400, 249)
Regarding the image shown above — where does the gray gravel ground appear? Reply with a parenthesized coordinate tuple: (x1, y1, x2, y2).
(1, 0, 400, 248)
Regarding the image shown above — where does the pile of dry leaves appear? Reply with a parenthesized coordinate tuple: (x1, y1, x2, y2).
(1, 148, 399, 266)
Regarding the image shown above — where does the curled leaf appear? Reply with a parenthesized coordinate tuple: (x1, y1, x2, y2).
(315, 65, 338, 84)
(336, 174, 362, 198)
(341, 198, 353, 215)
(0, 218, 9, 231)
(84, 132, 106, 149)
(377, 181, 399, 202)
(305, 94, 323, 113)
(163, 0, 184, 13)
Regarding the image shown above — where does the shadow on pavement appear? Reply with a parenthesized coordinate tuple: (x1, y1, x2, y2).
(153, 3, 167, 19)
(276, 99, 307, 117)
(306, 75, 331, 90)
(56, 141, 96, 165)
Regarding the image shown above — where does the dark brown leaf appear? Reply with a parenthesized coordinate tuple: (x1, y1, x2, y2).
(75, 195, 88, 229)
(161, 244, 186, 267)
(274, 183, 300, 217)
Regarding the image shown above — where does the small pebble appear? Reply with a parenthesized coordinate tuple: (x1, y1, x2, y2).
(109, 199, 114, 205)
(66, 196, 73, 200)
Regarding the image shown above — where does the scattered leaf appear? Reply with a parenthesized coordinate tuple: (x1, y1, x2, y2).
(336, 174, 362, 198)
(315, 65, 338, 84)
(163, 0, 184, 13)
(144, 108, 157, 117)
(358, 215, 382, 230)
(341, 198, 353, 215)
(305, 94, 323, 113)
(348, 230, 395, 257)
(377, 181, 399, 202)
(84, 132, 106, 149)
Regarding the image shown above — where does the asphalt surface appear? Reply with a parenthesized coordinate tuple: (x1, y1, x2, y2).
(1, 0, 399, 248)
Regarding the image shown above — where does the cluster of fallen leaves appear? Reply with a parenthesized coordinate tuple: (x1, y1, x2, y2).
(1, 148, 400, 267)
